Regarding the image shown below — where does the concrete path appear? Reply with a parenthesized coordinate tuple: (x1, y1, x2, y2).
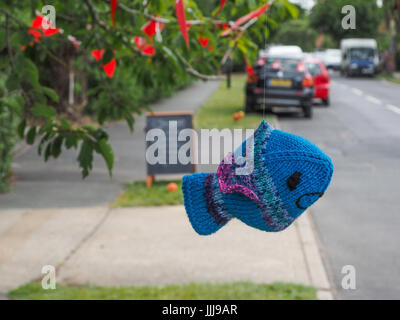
(0, 205, 331, 299)
(0, 80, 220, 209)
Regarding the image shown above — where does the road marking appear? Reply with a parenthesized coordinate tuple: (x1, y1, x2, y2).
(386, 104, 400, 115)
(351, 88, 363, 96)
(365, 95, 382, 105)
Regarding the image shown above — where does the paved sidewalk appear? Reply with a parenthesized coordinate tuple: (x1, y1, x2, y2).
(0, 205, 332, 299)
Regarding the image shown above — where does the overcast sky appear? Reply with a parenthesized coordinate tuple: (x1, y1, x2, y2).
(289, 0, 316, 10)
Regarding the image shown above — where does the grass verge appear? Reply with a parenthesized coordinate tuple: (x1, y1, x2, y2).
(112, 180, 183, 207)
(378, 74, 400, 84)
(195, 74, 274, 129)
(9, 282, 317, 300)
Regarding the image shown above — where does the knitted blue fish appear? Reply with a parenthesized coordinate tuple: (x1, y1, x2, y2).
(182, 120, 334, 235)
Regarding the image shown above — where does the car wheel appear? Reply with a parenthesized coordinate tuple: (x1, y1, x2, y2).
(245, 95, 257, 113)
(303, 104, 313, 119)
(322, 97, 330, 106)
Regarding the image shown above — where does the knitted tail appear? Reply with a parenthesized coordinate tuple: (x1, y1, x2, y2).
(182, 173, 232, 235)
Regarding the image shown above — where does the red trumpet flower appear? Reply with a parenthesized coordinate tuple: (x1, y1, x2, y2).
(91, 49, 117, 78)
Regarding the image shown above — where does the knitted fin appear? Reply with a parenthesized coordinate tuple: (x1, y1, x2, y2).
(182, 173, 231, 235)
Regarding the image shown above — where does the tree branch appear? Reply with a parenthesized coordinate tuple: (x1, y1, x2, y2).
(106, 0, 229, 26)
(84, 0, 109, 30)
(5, 12, 15, 72)
(175, 52, 223, 81)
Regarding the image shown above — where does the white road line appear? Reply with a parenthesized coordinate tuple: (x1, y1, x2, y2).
(386, 104, 400, 115)
(365, 95, 382, 105)
(351, 88, 363, 96)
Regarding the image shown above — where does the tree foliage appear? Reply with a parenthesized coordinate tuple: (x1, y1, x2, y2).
(0, 0, 297, 179)
(309, 0, 381, 42)
(272, 19, 318, 52)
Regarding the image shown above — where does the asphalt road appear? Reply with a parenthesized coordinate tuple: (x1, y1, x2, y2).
(277, 72, 400, 299)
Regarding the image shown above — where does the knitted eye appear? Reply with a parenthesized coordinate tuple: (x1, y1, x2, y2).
(287, 171, 302, 191)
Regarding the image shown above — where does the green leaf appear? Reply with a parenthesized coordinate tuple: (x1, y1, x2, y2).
(44, 142, 52, 162)
(2, 95, 24, 117)
(31, 103, 57, 119)
(77, 140, 93, 179)
(65, 134, 78, 149)
(162, 47, 183, 75)
(17, 119, 26, 139)
(38, 133, 50, 156)
(42, 87, 59, 103)
(97, 139, 114, 177)
(102, 49, 114, 65)
(15, 55, 40, 90)
(0, 30, 5, 51)
(6, 74, 19, 91)
(284, 0, 299, 19)
(26, 126, 36, 145)
(59, 117, 72, 130)
(51, 136, 63, 158)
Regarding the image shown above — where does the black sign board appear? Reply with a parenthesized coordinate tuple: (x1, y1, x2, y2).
(145, 111, 195, 187)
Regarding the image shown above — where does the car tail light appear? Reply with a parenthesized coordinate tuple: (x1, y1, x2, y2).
(320, 74, 330, 84)
(257, 57, 266, 66)
(302, 73, 313, 87)
(297, 61, 306, 73)
(271, 60, 280, 70)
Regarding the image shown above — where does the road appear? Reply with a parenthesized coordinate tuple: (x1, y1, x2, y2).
(277, 73, 400, 299)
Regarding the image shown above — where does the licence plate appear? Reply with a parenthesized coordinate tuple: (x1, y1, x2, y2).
(361, 68, 373, 74)
(269, 79, 292, 87)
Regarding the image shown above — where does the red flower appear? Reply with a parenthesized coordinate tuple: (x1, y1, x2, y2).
(134, 36, 146, 50)
(91, 49, 104, 61)
(141, 45, 156, 56)
(103, 59, 117, 78)
(91, 49, 117, 78)
(208, 45, 214, 51)
(28, 15, 59, 42)
(213, 0, 227, 16)
(246, 66, 255, 77)
(133, 36, 155, 56)
(221, 4, 270, 37)
(142, 19, 164, 39)
(111, 0, 118, 28)
(175, 0, 189, 48)
(198, 37, 210, 48)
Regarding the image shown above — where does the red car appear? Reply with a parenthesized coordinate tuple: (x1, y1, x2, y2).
(305, 57, 330, 106)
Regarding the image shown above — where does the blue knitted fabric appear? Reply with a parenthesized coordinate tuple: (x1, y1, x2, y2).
(182, 120, 334, 235)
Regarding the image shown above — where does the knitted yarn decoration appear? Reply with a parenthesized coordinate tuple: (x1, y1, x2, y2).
(182, 120, 334, 235)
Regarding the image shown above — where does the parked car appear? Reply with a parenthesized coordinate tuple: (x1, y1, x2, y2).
(340, 38, 379, 76)
(323, 49, 341, 70)
(245, 46, 314, 118)
(304, 57, 331, 106)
